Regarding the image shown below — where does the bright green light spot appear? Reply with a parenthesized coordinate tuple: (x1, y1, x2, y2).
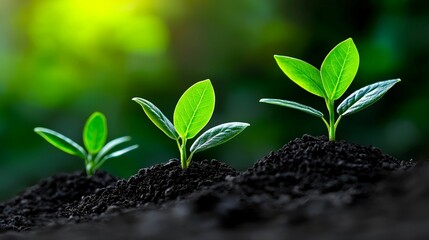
(30, 0, 169, 56)
(21, 0, 169, 107)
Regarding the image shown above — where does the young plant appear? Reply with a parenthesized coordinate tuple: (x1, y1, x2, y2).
(133, 79, 249, 169)
(34, 112, 138, 176)
(260, 38, 400, 141)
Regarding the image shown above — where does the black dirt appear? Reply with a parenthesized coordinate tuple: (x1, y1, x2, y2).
(189, 135, 414, 226)
(0, 135, 420, 239)
(11, 162, 423, 240)
(0, 171, 117, 232)
(64, 159, 238, 220)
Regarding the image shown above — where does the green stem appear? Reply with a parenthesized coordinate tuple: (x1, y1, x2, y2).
(179, 139, 188, 169)
(187, 152, 194, 167)
(334, 115, 342, 129)
(321, 117, 330, 132)
(326, 99, 336, 141)
(85, 154, 94, 176)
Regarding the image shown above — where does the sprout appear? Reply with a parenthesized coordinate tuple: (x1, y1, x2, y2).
(260, 38, 400, 141)
(133, 79, 249, 169)
(34, 112, 138, 175)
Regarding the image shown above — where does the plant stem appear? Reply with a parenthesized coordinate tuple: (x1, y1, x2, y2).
(86, 163, 94, 176)
(187, 152, 194, 167)
(321, 117, 330, 132)
(334, 115, 342, 129)
(179, 139, 188, 169)
(85, 154, 94, 176)
(326, 99, 336, 141)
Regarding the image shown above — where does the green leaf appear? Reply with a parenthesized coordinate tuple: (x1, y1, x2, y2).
(34, 127, 87, 159)
(337, 79, 400, 116)
(94, 136, 134, 163)
(190, 122, 249, 154)
(95, 144, 139, 170)
(173, 79, 215, 139)
(259, 98, 324, 118)
(321, 38, 360, 100)
(274, 55, 325, 97)
(132, 97, 179, 140)
(83, 112, 108, 155)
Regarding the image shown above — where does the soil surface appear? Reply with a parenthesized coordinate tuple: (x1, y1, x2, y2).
(0, 135, 423, 240)
(189, 135, 414, 226)
(63, 159, 238, 221)
(0, 171, 117, 232)
(0, 159, 238, 232)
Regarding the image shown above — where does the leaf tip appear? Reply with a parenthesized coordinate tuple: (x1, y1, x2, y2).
(91, 111, 105, 118)
(132, 97, 148, 106)
(274, 55, 287, 61)
(342, 37, 355, 46)
(200, 79, 212, 84)
(34, 127, 48, 134)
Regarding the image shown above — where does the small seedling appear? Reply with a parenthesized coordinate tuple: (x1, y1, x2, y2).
(34, 112, 138, 176)
(260, 38, 400, 141)
(133, 79, 249, 169)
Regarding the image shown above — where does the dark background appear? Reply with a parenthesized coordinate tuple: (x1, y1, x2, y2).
(0, 0, 428, 200)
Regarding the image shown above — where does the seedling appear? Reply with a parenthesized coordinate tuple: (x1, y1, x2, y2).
(133, 79, 249, 169)
(34, 112, 138, 176)
(260, 38, 400, 141)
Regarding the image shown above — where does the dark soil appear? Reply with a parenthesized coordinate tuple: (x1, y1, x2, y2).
(0, 135, 422, 240)
(63, 159, 238, 221)
(0, 171, 117, 232)
(0, 159, 238, 232)
(189, 135, 414, 226)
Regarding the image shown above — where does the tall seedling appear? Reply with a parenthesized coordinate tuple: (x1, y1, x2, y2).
(260, 38, 400, 140)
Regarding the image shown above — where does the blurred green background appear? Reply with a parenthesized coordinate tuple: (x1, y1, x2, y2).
(0, 0, 428, 200)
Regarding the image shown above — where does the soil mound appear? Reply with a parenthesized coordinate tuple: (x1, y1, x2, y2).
(0, 171, 117, 232)
(65, 159, 238, 219)
(191, 135, 414, 226)
(0, 135, 417, 238)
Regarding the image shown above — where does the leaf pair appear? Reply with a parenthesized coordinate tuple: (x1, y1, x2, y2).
(261, 78, 399, 116)
(34, 112, 138, 175)
(133, 79, 249, 169)
(261, 38, 400, 140)
(274, 38, 359, 100)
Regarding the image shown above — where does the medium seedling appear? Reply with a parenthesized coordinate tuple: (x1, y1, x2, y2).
(34, 112, 138, 176)
(260, 38, 400, 141)
(133, 79, 249, 169)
